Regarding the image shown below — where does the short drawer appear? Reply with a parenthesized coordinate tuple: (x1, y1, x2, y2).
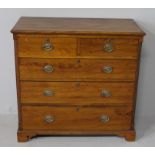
(21, 106, 132, 131)
(19, 58, 137, 81)
(79, 38, 139, 59)
(17, 36, 77, 58)
(20, 82, 134, 105)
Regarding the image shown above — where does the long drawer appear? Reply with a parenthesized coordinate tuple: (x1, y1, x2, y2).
(21, 106, 132, 131)
(19, 58, 137, 81)
(20, 81, 135, 105)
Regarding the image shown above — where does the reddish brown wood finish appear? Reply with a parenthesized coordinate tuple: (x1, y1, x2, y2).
(17, 36, 77, 58)
(17, 129, 136, 142)
(19, 58, 137, 81)
(79, 38, 139, 59)
(11, 17, 145, 36)
(21, 106, 132, 131)
(20, 81, 135, 105)
(11, 17, 145, 142)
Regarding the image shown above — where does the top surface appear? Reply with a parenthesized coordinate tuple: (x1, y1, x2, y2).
(11, 17, 145, 36)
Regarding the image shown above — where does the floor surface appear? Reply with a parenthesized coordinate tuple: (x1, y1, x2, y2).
(0, 114, 155, 147)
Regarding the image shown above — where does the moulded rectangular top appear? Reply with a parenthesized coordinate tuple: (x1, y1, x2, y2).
(11, 17, 145, 36)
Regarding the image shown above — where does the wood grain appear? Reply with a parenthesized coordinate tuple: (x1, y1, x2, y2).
(19, 58, 137, 81)
(11, 17, 145, 36)
(17, 129, 136, 142)
(20, 81, 135, 105)
(17, 36, 77, 58)
(21, 106, 132, 131)
(79, 38, 139, 59)
(11, 17, 145, 142)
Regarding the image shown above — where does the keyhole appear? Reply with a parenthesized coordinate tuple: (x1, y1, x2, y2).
(76, 59, 80, 64)
(75, 82, 80, 87)
(76, 106, 80, 112)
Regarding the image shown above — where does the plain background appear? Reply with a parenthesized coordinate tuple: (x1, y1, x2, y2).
(0, 8, 155, 146)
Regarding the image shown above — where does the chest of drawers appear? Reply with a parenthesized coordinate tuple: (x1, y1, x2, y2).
(11, 17, 145, 142)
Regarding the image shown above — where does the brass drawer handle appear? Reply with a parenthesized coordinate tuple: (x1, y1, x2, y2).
(42, 40, 54, 51)
(103, 40, 114, 52)
(43, 65, 54, 73)
(44, 115, 54, 123)
(43, 90, 55, 96)
(103, 66, 113, 73)
(101, 89, 112, 97)
(100, 115, 110, 123)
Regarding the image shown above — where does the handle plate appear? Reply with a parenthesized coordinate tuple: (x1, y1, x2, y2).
(42, 40, 54, 51)
(103, 66, 113, 73)
(43, 90, 55, 97)
(44, 115, 54, 123)
(103, 40, 114, 53)
(101, 89, 112, 97)
(100, 115, 110, 123)
(43, 65, 54, 73)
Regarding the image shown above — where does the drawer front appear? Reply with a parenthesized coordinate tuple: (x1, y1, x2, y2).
(17, 36, 77, 58)
(19, 58, 137, 81)
(21, 82, 134, 105)
(79, 38, 139, 59)
(21, 106, 132, 131)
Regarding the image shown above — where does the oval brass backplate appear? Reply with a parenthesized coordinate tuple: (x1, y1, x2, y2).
(103, 39, 114, 53)
(103, 66, 113, 73)
(42, 39, 54, 52)
(43, 65, 54, 73)
(43, 89, 55, 97)
(44, 115, 55, 123)
(100, 115, 110, 123)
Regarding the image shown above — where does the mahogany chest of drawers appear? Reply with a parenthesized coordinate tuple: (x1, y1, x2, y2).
(11, 17, 145, 142)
